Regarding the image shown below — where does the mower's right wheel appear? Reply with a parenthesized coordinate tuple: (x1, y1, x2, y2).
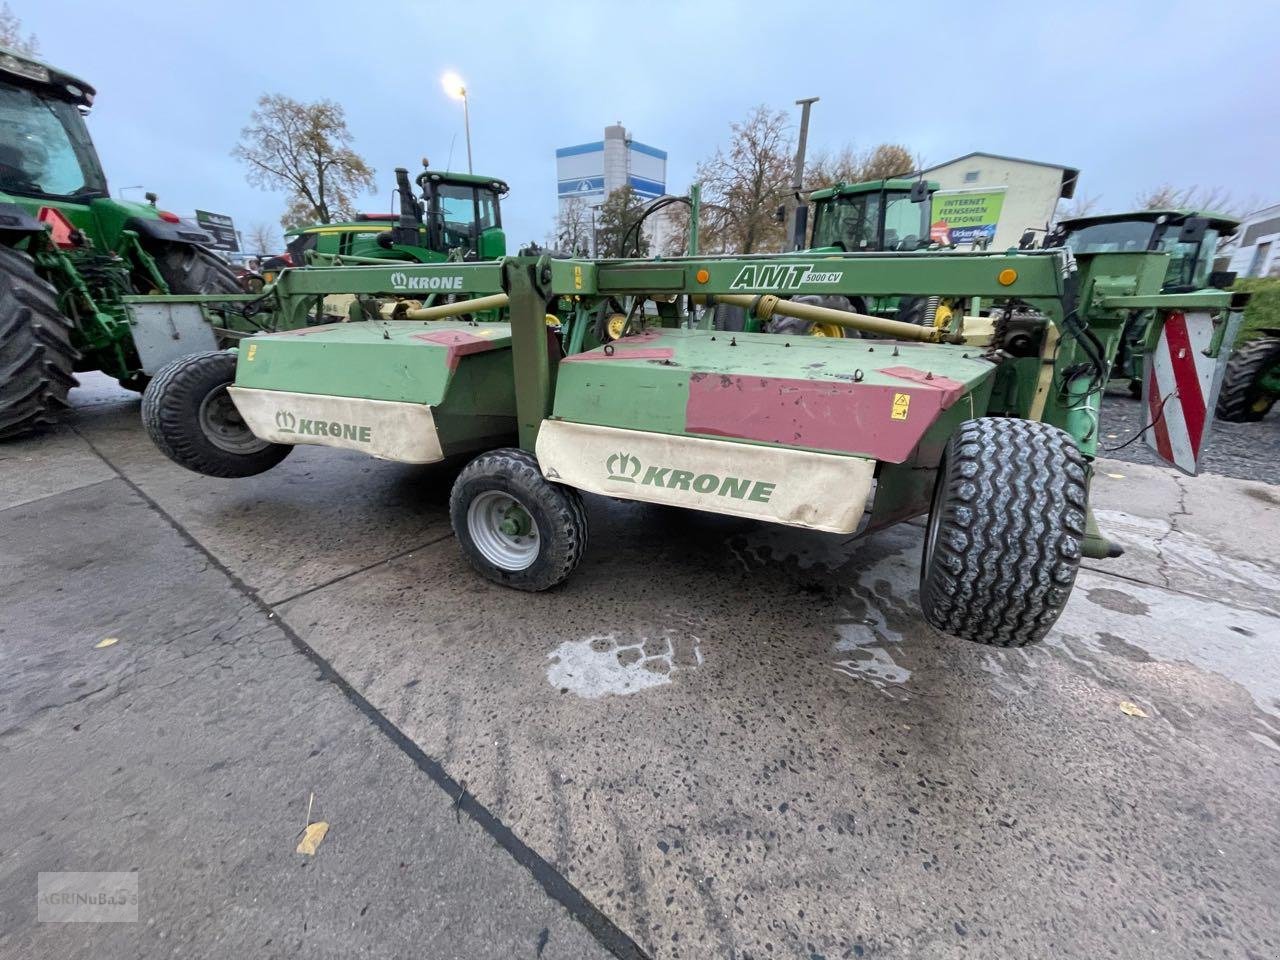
(920, 417, 1088, 647)
(0, 246, 79, 441)
(142, 351, 291, 477)
(450, 448, 588, 592)
(1214, 336, 1280, 423)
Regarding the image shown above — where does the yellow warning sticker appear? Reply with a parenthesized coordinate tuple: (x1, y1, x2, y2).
(891, 392, 910, 420)
(246, 343, 258, 362)
(573, 265, 583, 290)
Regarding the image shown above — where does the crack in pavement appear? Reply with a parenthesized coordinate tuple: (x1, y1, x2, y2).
(67, 424, 649, 960)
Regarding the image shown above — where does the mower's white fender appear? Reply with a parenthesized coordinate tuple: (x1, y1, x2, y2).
(227, 387, 444, 463)
(536, 420, 875, 534)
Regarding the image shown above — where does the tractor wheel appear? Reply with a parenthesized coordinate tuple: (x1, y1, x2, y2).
(152, 244, 242, 297)
(1214, 337, 1280, 423)
(142, 351, 291, 478)
(0, 245, 80, 441)
(450, 447, 588, 592)
(920, 418, 1088, 647)
(712, 303, 746, 332)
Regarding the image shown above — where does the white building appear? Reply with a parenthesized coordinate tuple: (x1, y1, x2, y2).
(556, 124, 667, 254)
(918, 152, 1080, 250)
(1220, 202, 1280, 278)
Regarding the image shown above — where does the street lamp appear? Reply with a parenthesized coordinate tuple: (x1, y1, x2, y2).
(441, 71, 472, 174)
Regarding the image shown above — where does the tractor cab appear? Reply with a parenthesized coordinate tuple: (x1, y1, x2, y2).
(1056, 209, 1239, 292)
(807, 178, 938, 253)
(419, 169, 508, 260)
(0, 47, 106, 205)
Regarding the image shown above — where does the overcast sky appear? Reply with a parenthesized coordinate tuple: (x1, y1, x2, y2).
(18, 0, 1280, 251)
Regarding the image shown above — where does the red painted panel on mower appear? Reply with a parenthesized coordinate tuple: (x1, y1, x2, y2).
(549, 328, 995, 461)
(686, 373, 948, 463)
(412, 329, 505, 369)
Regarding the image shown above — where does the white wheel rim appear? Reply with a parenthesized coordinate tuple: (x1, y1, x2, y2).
(467, 490, 540, 571)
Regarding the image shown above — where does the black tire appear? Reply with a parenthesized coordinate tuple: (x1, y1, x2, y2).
(1214, 337, 1280, 423)
(152, 244, 241, 296)
(712, 303, 746, 332)
(449, 448, 588, 592)
(895, 296, 927, 326)
(142, 351, 291, 477)
(0, 245, 79, 440)
(920, 418, 1088, 647)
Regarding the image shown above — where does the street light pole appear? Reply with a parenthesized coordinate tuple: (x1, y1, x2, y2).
(462, 90, 473, 175)
(786, 96, 819, 250)
(441, 72, 473, 174)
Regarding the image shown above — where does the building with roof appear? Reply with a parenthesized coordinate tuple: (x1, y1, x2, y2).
(1217, 202, 1280, 278)
(918, 152, 1079, 250)
(555, 124, 667, 254)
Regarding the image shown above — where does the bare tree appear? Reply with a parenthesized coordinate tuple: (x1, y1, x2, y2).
(233, 94, 376, 228)
(554, 196, 592, 255)
(1136, 183, 1238, 216)
(806, 143, 915, 188)
(1052, 191, 1102, 225)
(246, 222, 278, 255)
(0, 3, 37, 55)
(695, 106, 794, 253)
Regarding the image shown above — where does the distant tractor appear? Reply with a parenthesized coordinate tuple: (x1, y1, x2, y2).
(1055, 209, 1240, 395)
(1215, 331, 1279, 422)
(275, 164, 509, 272)
(715, 178, 940, 335)
(0, 45, 245, 439)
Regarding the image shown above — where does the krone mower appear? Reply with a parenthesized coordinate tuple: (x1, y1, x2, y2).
(141, 248, 1248, 646)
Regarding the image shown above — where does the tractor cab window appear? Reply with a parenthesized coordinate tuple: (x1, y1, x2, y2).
(882, 192, 928, 251)
(0, 82, 107, 199)
(431, 182, 503, 253)
(1154, 228, 1218, 290)
(812, 193, 880, 251)
(1063, 220, 1157, 255)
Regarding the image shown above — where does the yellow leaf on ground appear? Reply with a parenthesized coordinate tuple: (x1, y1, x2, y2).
(296, 821, 329, 855)
(1106, 473, 1126, 480)
(94, 637, 120, 649)
(1119, 701, 1148, 718)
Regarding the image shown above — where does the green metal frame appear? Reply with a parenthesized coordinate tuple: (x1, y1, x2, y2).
(214, 247, 1247, 465)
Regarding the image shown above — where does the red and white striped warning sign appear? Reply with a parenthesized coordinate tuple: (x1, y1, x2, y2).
(1141, 310, 1223, 475)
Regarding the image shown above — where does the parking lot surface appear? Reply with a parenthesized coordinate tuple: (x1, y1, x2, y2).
(2, 376, 1278, 960)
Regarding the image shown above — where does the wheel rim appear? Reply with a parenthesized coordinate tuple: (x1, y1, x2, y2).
(605, 314, 629, 340)
(467, 490, 540, 571)
(809, 322, 845, 338)
(198, 384, 270, 455)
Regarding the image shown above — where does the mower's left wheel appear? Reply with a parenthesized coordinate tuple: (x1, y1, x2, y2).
(449, 448, 588, 592)
(920, 417, 1087, 647)
(142, 351, 291, 478)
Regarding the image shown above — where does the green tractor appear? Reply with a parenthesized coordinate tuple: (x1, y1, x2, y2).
(1215, 330, 1279, 422)
(1053, 209, 1239, 395)
(0, 45, 247, 440)
(713, 178, 941, 335)
(281, 164, 508, 269)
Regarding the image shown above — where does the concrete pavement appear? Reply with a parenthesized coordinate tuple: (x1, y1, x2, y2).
(2, 375, 1278, 959)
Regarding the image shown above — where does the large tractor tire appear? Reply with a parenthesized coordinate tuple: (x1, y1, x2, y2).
(449, 448, 588, 592)
(152, 244, 242, 297)
(1214, 336, 1280, 423)
(142, 351, 291, 478)
(0, 246, 79, 440)
(920, 418, 1087, 647)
